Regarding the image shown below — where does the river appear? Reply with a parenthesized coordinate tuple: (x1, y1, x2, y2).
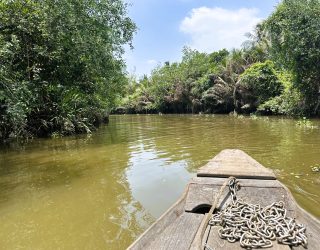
(0, 114, 319, 249)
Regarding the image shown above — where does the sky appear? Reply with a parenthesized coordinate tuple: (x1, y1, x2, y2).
(125, 0, 280, 77)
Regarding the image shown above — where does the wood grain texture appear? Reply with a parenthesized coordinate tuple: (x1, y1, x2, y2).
(197, 149, 276, 179)
(279, 183, 320, 249)
(190, 177, 283, 188)
(141, 212, 204, 250)
(189, 213, 209, 250)
(128, 185, 189, 250)
(128, 149, 320, 250)
(185, 183, 296, 214)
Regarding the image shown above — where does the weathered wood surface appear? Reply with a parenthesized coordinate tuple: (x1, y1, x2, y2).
(140, 212, 204, 250)
(185, 180, 296, 214)
(279, 183, 320, 249)
(197, 149, 276, 179)
(190, 177, 283, 187)
(128, 185, 188, 250)
(128, 149, 320, 250)
(203, 225, 245, 250)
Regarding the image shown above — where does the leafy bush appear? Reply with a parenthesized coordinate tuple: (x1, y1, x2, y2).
(257, 87, 303, 116)
(239, 60, 284, 105)
(257, 71, 304, 115)
(263, 0, 320, 115)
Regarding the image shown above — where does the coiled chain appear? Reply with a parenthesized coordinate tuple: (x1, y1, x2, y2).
(207, 178, 308, 249)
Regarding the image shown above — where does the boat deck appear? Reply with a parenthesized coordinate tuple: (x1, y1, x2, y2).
(128, 149, 320, 249)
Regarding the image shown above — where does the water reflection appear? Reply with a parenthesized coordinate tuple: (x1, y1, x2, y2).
(0, 114, 319, 250)
(127, 142, 192, 218)
(0, 125, 150, 249)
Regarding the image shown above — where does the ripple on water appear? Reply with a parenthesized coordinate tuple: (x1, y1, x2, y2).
(0, 114, 319, 250)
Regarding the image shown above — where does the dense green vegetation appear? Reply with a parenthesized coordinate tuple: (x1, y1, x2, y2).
(117, 0, 320, 117)
(0, 0, 136, 140)
(1, 0, 320, 141)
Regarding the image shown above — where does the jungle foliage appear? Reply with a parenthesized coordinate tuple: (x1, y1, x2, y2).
(263, 0, 320, 115)
(118, 0, 320, 118)
(0, 0, 136, 140)
(118, 47, 293, 115)
(2, 0, 320, 141)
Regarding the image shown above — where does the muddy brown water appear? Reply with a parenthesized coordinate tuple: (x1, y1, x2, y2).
(0, 115, 319, 249)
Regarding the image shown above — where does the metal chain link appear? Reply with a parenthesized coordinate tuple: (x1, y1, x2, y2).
(207, 178, 308, 249)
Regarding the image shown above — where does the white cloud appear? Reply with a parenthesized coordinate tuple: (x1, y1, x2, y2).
(180, 7, 261, 52)
(147, 59, 158, 65)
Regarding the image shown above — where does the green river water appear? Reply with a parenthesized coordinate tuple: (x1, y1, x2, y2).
(0, 115, 319, 249)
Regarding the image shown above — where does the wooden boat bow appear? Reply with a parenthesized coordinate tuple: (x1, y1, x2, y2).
(128, 149, 320, 249)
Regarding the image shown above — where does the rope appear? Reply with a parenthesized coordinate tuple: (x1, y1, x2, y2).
(194, 176, 235, 250)
(205, 178, 308, 249)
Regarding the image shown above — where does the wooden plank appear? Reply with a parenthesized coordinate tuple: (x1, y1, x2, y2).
(142, 212, 204, 250)
(185, 183, 295, 214)
(292, 208, 320, 249)
(205, 226, 244, 250)
(190, 177, 283, 187)
(279, 183, 320, 249)
(189, 213, 209, 250)
(128, 185, 188, 250)
(190, 214, 244, 250)
(190, 177, 281, 187)
(197, 149, 276, 179)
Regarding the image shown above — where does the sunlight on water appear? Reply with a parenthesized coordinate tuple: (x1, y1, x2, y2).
(0, 115, 319, 249)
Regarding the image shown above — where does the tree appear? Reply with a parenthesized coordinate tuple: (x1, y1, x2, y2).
(204, 49, 256, 114)
(237, 60, 284, 112)
(262, 0, 320, 115)
(0, 0, 136, 139)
